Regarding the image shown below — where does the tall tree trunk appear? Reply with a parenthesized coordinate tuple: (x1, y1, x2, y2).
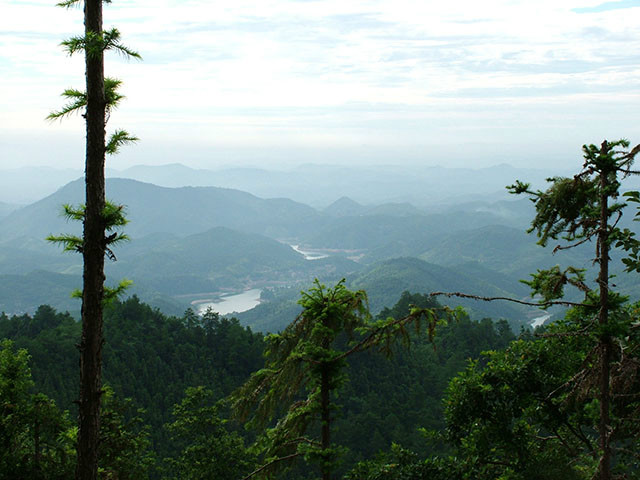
(597, 141, 612, 480)
(76, 0, 106, 478)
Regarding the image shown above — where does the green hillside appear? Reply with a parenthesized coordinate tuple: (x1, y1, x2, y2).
(350, 257, 534, 324)
(0, 178, 324, 243)
(236, 257, 536, 333)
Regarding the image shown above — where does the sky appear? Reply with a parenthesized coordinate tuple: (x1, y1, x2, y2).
(1, 0, 640, 171)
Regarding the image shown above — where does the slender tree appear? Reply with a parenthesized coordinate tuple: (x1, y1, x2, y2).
(433, 140, 640, 480)
(48, 1, 140, 478)
(232, 280, 455, 480)
(510, 140, 640, 480)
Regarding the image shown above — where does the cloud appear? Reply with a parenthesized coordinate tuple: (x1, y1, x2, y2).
(573, 0, 640, 13)
(1, 0, 639, 170)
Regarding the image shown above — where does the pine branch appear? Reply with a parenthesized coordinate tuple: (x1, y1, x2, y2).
(103, 28, 142, 59)
(335, 311, 424, 361)
(61, 29, 141, 60)
(46, 89, 86, 120)
(241, 452, 302, 480)
(429, 291, 587, 308)
(46, 233, 83, 253)
(553, 234, 594, 253)
(56, 0, 81, 8)
(106, 130, 139, 155)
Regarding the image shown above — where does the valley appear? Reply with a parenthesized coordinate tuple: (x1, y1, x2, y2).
(1, 163, 631, 331)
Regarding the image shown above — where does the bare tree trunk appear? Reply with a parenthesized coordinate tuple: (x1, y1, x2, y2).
(597, 141, 612, 480)
(76, 0, 106, 478)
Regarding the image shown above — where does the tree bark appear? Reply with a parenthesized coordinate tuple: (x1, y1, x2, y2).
(76, 0, 106, 478)
(597, 141, 612, 480)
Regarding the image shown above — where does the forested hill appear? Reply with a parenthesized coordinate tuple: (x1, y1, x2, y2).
(0, 177, 322, 241)
(237, 257, 533, 333)
(3, 174, 637, 328)
(0, 293, 515, 478)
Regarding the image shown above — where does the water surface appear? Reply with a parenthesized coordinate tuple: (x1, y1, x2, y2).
(196, 288, 262, 315)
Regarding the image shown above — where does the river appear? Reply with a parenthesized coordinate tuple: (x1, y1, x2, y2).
(290, 244, 330, 260)
(530, 313, 551, 328)
(195, 288, 262, 315)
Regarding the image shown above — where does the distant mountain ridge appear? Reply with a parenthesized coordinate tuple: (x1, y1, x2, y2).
(0, 162, 571, 206)
(323, 196, 422, 217)
(0, 178, 323, 243)
(0, 201, 20, 219)
(4, 168, 634, 327)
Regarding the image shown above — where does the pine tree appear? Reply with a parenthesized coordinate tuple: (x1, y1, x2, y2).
(509, 140, 640, 480)
(434, 140, 640, 480)
(48, 1, 140, 478)
(232, 280, 455, 480)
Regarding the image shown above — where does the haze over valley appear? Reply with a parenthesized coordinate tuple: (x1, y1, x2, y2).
(2, 162, 635, 332)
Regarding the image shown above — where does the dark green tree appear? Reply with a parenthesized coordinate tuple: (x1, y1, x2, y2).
(432, 140, 640, 480)
(0, 340, 76, 480)
(232, 280, 455, 480)
(163, 386, 254, 480)
(98, 385, 154, 480)
(48, 1, 140, 478)
(509, 140, 640, 480)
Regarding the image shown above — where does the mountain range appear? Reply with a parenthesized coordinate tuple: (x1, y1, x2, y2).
(0, 162, 576, 207)
(2, 166, 637, 329)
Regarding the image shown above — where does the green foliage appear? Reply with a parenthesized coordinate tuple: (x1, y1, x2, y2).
(47, 77, 130, 121)
(105, 129, 139, 155)
(61, 28, 141, 60)
(0, 340, 159, 480)
(475, 139, 640, 480)
(232, 281, 464, 479)
(337, 293, 515, 470)
(510, 176, 600, 247)
(0, 340, 75, 479)
(0, 293, 523, 479)
(444, 334, 590, 480)
(616, 191, 640, 273)
(510, 140, 639, 250)
(99, 385, 154, 480)
(522, 265, 590, 303)
(344, 444, 459, 480)
(47, 202, 129, 256)
(231, 280, 373, 478)
(47, 201, 131, 305)
(163, 386, 253, 480)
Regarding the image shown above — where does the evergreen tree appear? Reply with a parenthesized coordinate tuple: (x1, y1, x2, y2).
(232, 280, 455, 480)
(48, 1, 140, 477)
(163, 386, 254, 480)
(509, 140, 640, 480)
(0, 340, 76, 480)
(430, 140, 640, 480)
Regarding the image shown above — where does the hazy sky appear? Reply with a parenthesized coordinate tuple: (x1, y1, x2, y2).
(1, 0, 639, 171)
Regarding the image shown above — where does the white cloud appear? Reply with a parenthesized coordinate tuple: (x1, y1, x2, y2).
(1, 0, 639, 169)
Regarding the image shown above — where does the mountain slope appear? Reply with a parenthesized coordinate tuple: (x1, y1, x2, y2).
(418, 224, 593, 278)
(350, 257, 533, 323)
(0, 178, 324, 244)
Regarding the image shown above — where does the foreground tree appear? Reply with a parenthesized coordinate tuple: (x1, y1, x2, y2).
(510, 140, 640, 480)
(163, 386, 253, 480)
(432, 140, 640, 480)
(0, 340, 76, 479)
(232, 280, 455, 480)
(49, 1, 140, 478)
